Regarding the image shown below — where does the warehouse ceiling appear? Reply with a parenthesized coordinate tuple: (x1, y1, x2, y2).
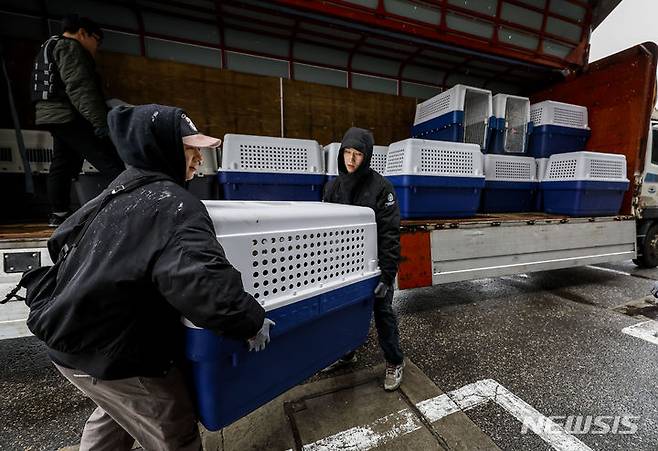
(2, 0, 622, 96)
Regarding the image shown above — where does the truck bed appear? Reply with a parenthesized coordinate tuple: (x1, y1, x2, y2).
(398, 214, 637, 289)
(0, 223, 52, 243)
(401, 212, 634, 231)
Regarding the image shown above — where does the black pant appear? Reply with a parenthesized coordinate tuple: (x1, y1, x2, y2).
(374, 288, 404, 365)
(47, 119, 124, 212)
(346, 287, 404, 365)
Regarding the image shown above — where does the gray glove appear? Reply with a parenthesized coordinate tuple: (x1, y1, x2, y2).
(651, 281, 658, 298)
(374, 282, 390, 299)
(94, 126, 109, 140)
(247, 318, 275, 352)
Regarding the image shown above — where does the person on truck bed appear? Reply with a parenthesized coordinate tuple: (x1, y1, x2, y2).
(36, 104, 273, 450)
(322, 127, 405, 391)
(31, 14, 125, 227)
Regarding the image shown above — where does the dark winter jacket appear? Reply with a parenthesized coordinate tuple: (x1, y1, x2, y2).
(35, 37, 107, 128)
(44, 104, 265, 379)
(323, 127, 401, 286)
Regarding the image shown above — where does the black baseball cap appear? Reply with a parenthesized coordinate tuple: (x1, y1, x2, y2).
(180, 113, 221, 148)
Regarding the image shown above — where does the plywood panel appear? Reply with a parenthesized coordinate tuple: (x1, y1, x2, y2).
(282, 78, 416, 144)
(97, 52, 416, 146)
(97, 52, 282, 138)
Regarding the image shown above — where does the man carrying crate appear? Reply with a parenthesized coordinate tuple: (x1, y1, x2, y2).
(22, 104, 273, 450)
(323, 127, 405, 391)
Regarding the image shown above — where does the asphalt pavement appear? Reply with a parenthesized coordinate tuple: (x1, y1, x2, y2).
(2, 260, 658, 450)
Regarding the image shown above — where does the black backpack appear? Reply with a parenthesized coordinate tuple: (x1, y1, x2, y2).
(1, 176, 168, 343)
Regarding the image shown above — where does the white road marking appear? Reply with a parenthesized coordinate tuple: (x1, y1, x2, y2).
(294, 379, 592, 451)
(622, 320, 658, 346)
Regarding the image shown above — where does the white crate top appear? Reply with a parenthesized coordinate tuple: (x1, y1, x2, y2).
(0, 129, 99, 173)
(384, 139, 484, 178)
(323, 143, 388, 175)
(530, 100, 589, 129)
(483, 155, 537, 182)
(542, 151, 628, 182)
(199, 201, 380, 313)
(492, 94, 531, 123)
(220, 134, 324, 174)
(414, 84, 492, 126)
(193, 147, 219, 177)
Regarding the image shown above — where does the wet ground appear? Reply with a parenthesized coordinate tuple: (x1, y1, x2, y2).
(2, 260, 658, 450)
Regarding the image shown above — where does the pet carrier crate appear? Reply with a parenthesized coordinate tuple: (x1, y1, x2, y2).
(528, 101, 590, 158)
(540, 151, 629, 216)
(481, 155, 538, 213)
(411, 84, 493, 151)
(184, 201, 380, 430)
(384, 138, 485, 218)
(489, 94, 532, 155)
(324, 142, 389, 180)
(0, 129, 53, 173)
(187, 147, 221, 200)
(218, 134, 325, 201)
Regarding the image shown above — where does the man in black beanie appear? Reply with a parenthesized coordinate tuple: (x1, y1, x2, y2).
(32, 14, 124, 226)
(323, 127, 404, 391)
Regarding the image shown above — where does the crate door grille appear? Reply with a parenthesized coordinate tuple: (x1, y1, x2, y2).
(503, 98, 528, 154)
(463, 90, 489, 147)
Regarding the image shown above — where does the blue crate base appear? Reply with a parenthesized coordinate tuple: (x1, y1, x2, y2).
(541, 180, 629, 216)
(218, 171, 325, 201)
(411, 112, 493, 151)
(187, 175, 220, 200)
(534, 190, 544, 212)
(481, 181, 538, 213)
(528, 125, 590, 158)
(412, 111, 464, 142)
(185, 276, 379, 431)
(388, 175, 485, 219)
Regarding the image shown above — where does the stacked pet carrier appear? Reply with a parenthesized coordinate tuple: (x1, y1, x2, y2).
(540, 151, 629, 216)
(481, 155, 538, 213)
(411, 84, 493, 151)
(323, 143, 389, 180)
(529, 100, 590, 158)
(184, 201, 381, 430)
(384, 138, 485, 219)
(218, 134, 325, 201)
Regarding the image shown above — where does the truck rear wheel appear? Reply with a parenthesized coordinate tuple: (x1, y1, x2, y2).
(635, 223, 658, 268)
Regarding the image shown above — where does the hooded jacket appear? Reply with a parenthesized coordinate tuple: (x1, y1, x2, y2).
(323, 127, 400, 286)
(44, 104, 265, 379)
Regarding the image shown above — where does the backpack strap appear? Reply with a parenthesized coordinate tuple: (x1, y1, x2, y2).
(1, 175, 170, 305)
(1, 284, 25, 304)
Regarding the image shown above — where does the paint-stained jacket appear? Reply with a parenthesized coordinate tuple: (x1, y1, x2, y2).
(44, 104, 265, 379)
(323, 127, 401, 286)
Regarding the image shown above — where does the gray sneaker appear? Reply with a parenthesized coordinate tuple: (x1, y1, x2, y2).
(384, 361, 405, 391)
(321, 353, 357, 373)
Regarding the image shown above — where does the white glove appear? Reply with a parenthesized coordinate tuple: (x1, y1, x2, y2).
(374, 282, 390, 299)
(247, 318, 275, 352)
(651, 281, 658, 298)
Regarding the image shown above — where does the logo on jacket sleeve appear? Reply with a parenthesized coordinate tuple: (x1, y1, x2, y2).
(385, 192, 396, 207)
